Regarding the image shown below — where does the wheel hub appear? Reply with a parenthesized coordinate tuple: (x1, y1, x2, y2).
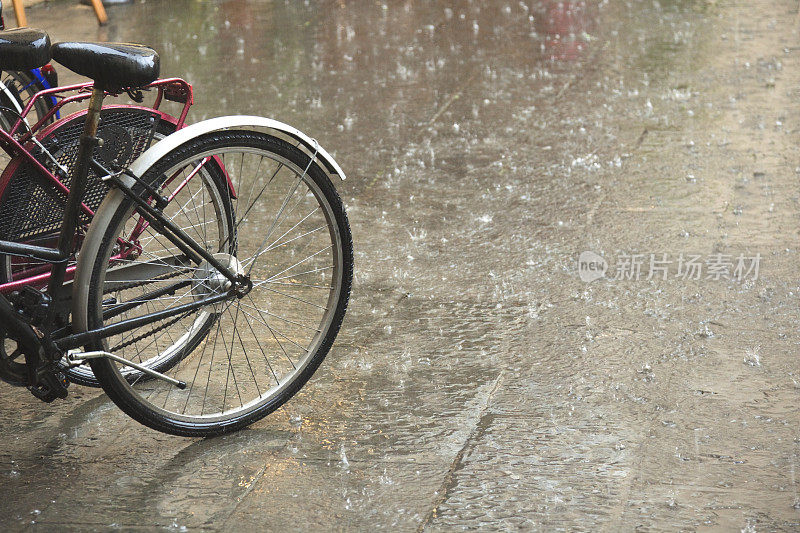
(192, 253, 245, 311)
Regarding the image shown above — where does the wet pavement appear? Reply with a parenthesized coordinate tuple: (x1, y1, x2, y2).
(1, 0, 800, 530)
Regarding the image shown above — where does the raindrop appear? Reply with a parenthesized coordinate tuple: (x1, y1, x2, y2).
(744, 348, 761, 367)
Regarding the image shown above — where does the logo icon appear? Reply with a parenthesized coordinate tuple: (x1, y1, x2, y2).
(578, 251, 607, 282)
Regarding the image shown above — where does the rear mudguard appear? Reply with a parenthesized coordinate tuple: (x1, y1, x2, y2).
(124, 115, 346, 191)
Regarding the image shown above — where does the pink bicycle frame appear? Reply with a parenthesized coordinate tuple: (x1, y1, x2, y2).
(0, 78, 195, 295)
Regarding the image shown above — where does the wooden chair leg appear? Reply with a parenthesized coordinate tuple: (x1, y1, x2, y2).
(10, 0, 27, 28)
(88, 0, 108, 26)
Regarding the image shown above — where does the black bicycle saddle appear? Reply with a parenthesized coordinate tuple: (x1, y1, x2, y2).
(0, 28, 50, 71)
(51, 41, 159, 91)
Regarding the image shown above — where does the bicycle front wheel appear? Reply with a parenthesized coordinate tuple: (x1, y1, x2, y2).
(75, 130, 352, 436)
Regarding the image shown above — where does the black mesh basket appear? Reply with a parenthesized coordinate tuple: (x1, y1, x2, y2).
(0, 107, 163, 242)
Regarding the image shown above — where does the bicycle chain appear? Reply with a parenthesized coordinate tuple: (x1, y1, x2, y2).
(99, 259, 228, 352)
(109, 309, 196, 353)
(101, 269, 185, 295)
(102, 267, 195, 351)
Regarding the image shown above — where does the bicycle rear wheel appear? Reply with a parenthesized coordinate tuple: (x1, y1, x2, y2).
(74, 130, 352, 436)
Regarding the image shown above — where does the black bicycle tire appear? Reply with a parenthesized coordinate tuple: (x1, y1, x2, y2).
(84, 130, 352, 436)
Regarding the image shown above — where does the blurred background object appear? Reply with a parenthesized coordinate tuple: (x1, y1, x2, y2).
(9, 0, 107, 27)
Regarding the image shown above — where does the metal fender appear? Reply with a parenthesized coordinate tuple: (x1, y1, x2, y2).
(126, 115, 346, 186)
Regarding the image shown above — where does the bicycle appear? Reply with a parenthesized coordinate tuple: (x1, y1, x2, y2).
(0, 0, 60, 129)
(0, 30, 352, 437)
(0, 66, 59, 129)
(0, 30, 195, 387)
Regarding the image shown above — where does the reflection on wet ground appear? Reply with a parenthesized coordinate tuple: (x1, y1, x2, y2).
(1, 0, 800, 530)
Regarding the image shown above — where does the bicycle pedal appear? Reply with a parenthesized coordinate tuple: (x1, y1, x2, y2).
(27, 371, 69, 403)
